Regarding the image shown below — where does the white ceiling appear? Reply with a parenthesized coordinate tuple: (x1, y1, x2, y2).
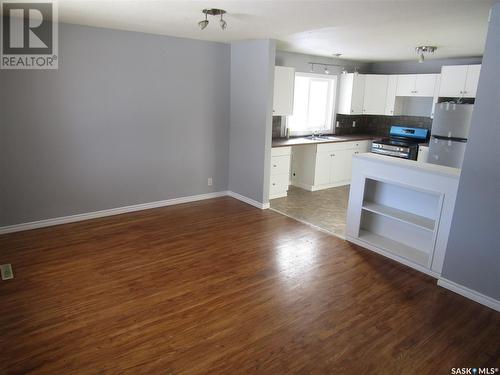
(50, 0, 492, 62)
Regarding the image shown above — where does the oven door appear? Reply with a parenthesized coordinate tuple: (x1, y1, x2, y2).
(371, 143, 411, 159)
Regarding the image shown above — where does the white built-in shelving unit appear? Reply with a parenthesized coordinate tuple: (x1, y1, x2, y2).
(346, 153, 461, 277)
(357, 178, 442, 267)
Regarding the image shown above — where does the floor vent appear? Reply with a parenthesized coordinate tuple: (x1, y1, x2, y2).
(1, 264, 14, 280)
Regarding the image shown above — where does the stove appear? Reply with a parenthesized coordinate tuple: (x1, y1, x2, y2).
(371, 126, 429, 160)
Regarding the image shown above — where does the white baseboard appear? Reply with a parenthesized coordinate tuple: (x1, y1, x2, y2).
(227, 191, 270, 209)
(437, 278, 500, 312)
(0, 191, 228, 235)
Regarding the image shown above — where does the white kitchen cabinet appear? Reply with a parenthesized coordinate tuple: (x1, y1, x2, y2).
(463, 64, 481, 98)
(363, 75, 389, 115)
(395, 75, 415, 96)
(430, 75, 441, 119)
(291, 140, 371, 191)
(384, 75, 398, 116)
(396, 74, 437, 97)
(414, 74, 437, 96)
(338, 73, 366, 115)
(273, 66, 295, 116)
(269, 147, 292, 199)
(439, 64, 481, 98)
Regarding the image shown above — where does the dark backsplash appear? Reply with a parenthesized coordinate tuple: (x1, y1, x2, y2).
(335, 114, 433, 136)
(272, 114, 432, 138)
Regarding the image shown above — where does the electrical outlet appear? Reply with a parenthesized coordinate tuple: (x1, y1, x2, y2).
(207, 177, 213, 186)
(352, 121, 356, 128)
(1, 264, 14, 280)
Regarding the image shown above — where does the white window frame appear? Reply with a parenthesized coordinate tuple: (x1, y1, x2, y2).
(286, 72, 337, 136)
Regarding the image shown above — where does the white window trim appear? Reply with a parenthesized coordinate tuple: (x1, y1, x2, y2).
(287, 72, 337, 136)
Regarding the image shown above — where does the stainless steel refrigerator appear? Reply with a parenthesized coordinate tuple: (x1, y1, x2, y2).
(428, 103, 474, 168)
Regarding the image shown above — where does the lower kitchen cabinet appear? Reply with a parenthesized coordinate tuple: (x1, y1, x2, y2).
(291, 140, 371, 191)
(269, 147, 292, 199)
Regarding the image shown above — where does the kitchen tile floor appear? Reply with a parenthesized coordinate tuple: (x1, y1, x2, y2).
(270, 185, 350, 238)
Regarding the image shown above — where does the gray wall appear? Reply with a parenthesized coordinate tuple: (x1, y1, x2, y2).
(441, 3, 500, 300)
(229, 40, 276, 204)
(367, 57, 482, 74)
(0, 23, 230, 226)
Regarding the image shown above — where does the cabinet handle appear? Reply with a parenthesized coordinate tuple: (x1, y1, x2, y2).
(459, 91, 463, 94)
(463, 91, 468, 94)
(272, 183, 276, 186)
(273, 164, 277, 167)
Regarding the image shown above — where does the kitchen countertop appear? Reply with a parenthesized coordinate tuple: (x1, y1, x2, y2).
(354, 153, 460, 178)
(272, 134, 383, 148)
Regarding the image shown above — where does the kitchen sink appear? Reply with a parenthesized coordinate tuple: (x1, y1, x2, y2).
(305, 135, 342, 141)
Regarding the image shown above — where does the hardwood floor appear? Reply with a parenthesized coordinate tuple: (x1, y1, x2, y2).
(0, 197, 498, 374)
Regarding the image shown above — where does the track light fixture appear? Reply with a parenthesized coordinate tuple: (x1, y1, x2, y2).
(199, 8, 227, 30)
(308, 62, 345, 75)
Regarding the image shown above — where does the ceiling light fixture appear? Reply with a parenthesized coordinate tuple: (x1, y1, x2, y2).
(199, 8, 227, 30)
(415, 46, 437, 63)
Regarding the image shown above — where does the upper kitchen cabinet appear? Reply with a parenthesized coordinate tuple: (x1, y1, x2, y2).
(396, 74, 438, 97)
(439, 64, 481, 98)
(273, 66, 295, 116)
(338, 73, 366, 115)
(384, 75, 398, 116)
(464, 65, 481, 97)
(363, 75, 389, 115)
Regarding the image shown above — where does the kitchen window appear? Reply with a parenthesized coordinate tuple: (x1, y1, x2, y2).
(287, 73, 337, 135)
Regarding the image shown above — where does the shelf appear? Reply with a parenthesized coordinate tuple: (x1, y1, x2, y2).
(362, 201, 435, 231)
(358, 230, 429, 266)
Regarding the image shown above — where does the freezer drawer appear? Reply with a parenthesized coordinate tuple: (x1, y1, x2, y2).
(432, 103, 473, 139)
(427, 137, 467, 168)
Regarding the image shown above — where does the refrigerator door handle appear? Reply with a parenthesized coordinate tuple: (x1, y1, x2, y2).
(432, 135, 468, 142)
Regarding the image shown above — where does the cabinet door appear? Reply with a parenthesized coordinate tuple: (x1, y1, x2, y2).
(396, 75, 416, 96)
(414, 74, 437, 97)
(385, 75, 398, 115)
(363, 75, 388, 115)
(351, 74, 366, 114)
(463, 64, 481, 98)
(431, 75, 441, 118)
(343, 149, 356, 182)
(314, 151, 331, 186)
(273, 66, 295, 115)
(439, 65, 468, 97)
(337, 74, 354, 115)
(329, 150, 347, 183)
